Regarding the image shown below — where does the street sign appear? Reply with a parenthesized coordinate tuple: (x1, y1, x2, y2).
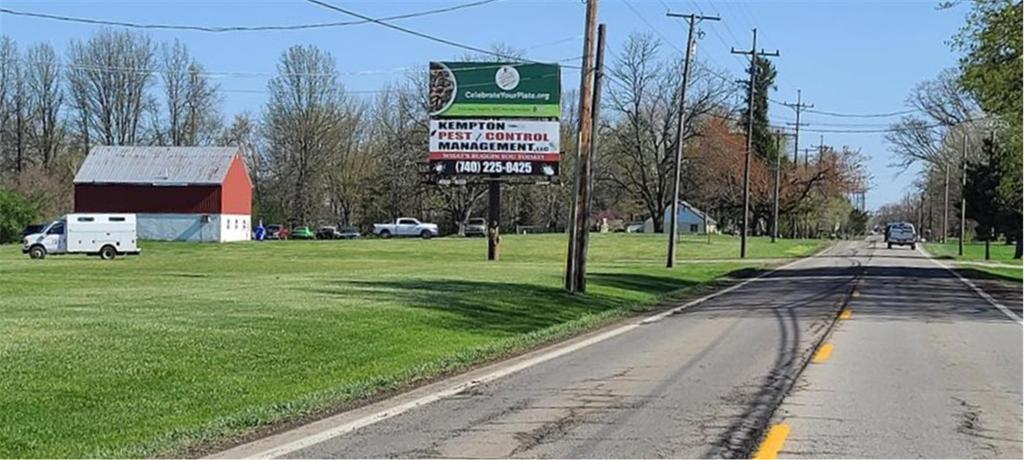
(429, 62, 561, 118)
(429, 119, 560, 176)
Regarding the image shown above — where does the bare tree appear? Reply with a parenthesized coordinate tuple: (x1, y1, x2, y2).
(66, 29, 157, 146)
(24, 43, 64, 167)
(160, 40, 222, 146)
(0, 37, 28, 175)
(601, 33, 731, 232)
(264, 45, 354, 225)
(364, 82, 430, 223)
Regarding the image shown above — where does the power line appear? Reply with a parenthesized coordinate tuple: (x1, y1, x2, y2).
(768, 96, 921, 118)
(0, 0, 501, 33)
(304, 0, 577, 68)
(804, 107, 921, 118)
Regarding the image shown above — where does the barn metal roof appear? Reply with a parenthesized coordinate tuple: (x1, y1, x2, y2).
(74, 146, 241, 185)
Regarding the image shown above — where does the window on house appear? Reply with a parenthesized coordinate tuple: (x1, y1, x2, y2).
(690, 224, 699, 233)
(109, 217, 125, 222)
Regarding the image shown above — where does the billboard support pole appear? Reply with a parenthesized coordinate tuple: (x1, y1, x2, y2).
(565, 0, 599, 293)
(488, 177, 501, 261)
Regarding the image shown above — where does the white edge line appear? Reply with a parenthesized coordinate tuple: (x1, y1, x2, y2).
(241, 249, 827, 458)
(918, 245, 1023, 324)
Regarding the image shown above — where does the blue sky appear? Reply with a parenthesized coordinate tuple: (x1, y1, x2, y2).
(0, 0, 972, 210)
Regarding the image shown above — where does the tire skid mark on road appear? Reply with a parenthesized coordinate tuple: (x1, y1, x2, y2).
(708, 243, 869, 459)
(736, 243, 875, 460)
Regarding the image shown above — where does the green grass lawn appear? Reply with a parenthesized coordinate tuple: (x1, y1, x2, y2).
(925, 241, 1023, 282)
(0, 233, 824, 458)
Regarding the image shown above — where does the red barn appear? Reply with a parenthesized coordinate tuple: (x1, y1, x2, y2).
(73, 146, 253, 242)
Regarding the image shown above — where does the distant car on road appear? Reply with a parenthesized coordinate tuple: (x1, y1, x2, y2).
(885, 222, 917, 250)
(373, 218, 439, 239)
(463, 217, 487, 237)
(266, 224, 289, 240)
(291, 226, 316, 240)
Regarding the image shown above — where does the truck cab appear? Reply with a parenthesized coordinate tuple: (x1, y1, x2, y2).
(23, 213, 140, 260)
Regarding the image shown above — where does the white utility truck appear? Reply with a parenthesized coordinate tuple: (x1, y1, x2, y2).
(23, 213, 139, 260)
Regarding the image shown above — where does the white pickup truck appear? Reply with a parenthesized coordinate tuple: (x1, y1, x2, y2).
(373, 218, 439, 239)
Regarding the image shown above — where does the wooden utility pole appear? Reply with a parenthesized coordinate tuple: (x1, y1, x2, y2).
(572, 23, 606, 292)
(732, 29, 779, 259)
(772, 129, 783, 243)
(943, 162, 949, 244)
(565, 0, 599, 293)
(665, 12, 720, 268)
(958, 132, 967, 256)
(782, 90, 813, 164)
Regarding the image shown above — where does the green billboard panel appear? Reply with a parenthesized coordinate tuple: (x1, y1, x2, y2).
(429, 62, 561, 118)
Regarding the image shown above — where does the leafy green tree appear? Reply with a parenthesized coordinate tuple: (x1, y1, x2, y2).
(0, 189, 38, 243)
(740, 56, 778, 161)
(953, 0, 1022, 257)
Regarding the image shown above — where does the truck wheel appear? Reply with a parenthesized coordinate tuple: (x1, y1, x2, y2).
(911, 243, 917, 250)
(379, 230, 391, 239)
(29, 245, 46, 260)
(99, 245, 117, 260)
(887, 243, 893, 249)
(420, 230, 433, 240)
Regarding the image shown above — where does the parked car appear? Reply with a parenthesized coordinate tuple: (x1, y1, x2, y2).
(373, 218, 439, 239)
(316, 226, 341, 240)
(463, 217, 487, 237)
(266, 224, 289, 240)
(20, 224, 45, 238)
(291, 226, 316, 240)
(625, 221, 645, 233)
(23, 213, 139, 260)
(315, 225, 358, 240)
(885, 222, 917, 250)
(337, 226, 360, 239)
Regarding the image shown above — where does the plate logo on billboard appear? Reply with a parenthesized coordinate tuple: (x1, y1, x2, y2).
(495, 65, 520, 91)
(428, 61, 560, 118)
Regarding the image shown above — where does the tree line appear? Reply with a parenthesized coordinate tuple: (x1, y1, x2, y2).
(0, 28, 867, 242)
(884, 0, 1021, 258)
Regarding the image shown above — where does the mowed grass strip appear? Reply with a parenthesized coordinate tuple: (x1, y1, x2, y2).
(0, 233, 824, 457)
(925, 241, 1023, 281)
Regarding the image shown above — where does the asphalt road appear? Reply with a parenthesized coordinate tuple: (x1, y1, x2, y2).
(774, 239, 1022, 458)
(217, 238, 1022, 459)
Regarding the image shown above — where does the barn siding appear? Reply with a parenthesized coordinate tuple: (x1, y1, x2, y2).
(75, 184, 222, 214)
(221, 155, 253, 215)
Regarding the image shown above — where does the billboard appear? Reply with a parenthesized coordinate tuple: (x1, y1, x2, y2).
(429, 119, 560, 177)
(429, 62, 561, 118)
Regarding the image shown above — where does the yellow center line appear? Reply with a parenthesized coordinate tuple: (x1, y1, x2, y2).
(753, 423, 791, 459)
(812, 342, 834, 363)
(839, 309, 853, 320)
